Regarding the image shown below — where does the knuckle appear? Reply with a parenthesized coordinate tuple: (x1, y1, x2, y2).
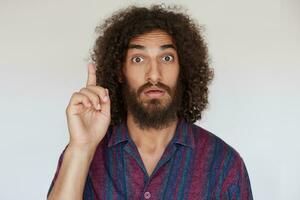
(79, 87, 87, 93)
(86, 87, 103, 100)
(88, 92, 99, 100)
(70, 92, 79, 100)
(89, 85, 105, 93)
(82, 95, 89, 101)
(65, 105, 71, 114)
(89, 96, 99, 106)
(79, 89, 95, 99)
(71, 92, 78, 97)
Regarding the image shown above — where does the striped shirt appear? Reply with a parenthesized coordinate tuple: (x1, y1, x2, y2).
(48, 119, 253, 199)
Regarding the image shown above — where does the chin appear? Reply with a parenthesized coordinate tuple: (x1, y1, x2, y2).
(144, 100, 172, 111)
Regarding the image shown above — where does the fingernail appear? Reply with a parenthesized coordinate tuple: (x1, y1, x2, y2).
(102, 96, 108, 102)
(105, 89, 109, 96)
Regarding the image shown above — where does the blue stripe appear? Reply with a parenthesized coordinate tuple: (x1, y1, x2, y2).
(116, 125, 127, 199)
(162, 146, 182, 199)
(237, 184, 241, 200)
(183, 148, 196, 199)
(83, 173, 94, 200)
(177, 148, 193, 200)
(161, 150, 177, 199)
(121, 144, 127, 200)
(215, 146, 235, 197)
(206, 138, 223, 199)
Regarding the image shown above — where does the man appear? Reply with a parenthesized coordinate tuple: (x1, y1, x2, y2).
(47, 5, 253, 200)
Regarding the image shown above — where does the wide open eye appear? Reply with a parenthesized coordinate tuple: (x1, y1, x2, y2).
(132, 56, 144, 63)
(162, 55, 174, 62)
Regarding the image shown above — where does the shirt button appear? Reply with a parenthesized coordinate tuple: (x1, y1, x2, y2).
(144, 191, 151, 199)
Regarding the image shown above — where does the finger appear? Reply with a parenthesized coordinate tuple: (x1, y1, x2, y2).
(86, 63, 97, 87)
(79, 88, 101, 110)
(69, 92, 92, 108)
(100, 88, 111, 117)
(88, 86, 111, 116)
(86, 86, 109, 104)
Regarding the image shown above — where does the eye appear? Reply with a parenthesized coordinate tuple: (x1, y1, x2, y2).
(162, 55, 174, 62)
(132, 56, 144, 63)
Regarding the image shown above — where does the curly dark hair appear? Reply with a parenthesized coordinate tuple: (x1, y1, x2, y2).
(91, 4, 214, 126)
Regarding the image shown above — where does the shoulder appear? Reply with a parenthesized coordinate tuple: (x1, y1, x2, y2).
(189, 123, 253, 198)
(189, 123, 245, 165)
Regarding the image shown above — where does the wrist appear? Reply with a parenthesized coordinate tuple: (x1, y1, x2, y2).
(68, 140, 98, 151)
(66, 142, 97, 162)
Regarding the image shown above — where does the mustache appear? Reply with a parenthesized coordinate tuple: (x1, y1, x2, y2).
(137, 82, 171, 96)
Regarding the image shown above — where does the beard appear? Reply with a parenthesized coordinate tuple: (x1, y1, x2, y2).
(121, 79, 183, 130)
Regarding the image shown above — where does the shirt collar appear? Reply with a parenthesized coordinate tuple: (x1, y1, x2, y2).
(107, 118, 195, 149)
(107, 122, 129, 148)
(172, 119, 195, 149)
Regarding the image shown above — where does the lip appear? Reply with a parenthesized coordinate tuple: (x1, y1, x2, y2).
(144, 87, 165, 98)
(144, 87, 164, 93)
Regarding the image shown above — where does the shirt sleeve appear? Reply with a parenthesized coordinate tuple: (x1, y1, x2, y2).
(46, 145, 68, 198)
(223, 156, 254, 200)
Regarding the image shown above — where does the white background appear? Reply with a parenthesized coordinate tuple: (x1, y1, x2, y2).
(0, 0, 299, 199)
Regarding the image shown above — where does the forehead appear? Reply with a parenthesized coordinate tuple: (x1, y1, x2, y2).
(128, 29, 175, 46)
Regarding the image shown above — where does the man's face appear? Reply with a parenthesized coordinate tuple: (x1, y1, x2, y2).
(121, 29, 182, 129)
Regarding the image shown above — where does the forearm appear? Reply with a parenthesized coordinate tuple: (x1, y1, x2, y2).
(47, 144, 96, 200)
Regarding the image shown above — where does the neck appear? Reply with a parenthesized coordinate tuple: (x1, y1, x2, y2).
(126, 113, 179, 153)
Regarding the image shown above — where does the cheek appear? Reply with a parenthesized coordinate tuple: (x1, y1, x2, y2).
(124, 74, 144, 94)
(123, 65, 141, 84)
(164, 67, 180, 87)
(126, 73, 144, 88)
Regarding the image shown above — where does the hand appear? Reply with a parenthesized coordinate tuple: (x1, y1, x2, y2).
(65, 63, 111, 150)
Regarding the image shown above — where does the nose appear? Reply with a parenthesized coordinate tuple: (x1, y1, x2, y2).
(145, 60, 162, 85)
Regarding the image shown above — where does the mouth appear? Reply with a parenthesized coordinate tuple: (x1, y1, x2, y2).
(144, 87, 165, 98)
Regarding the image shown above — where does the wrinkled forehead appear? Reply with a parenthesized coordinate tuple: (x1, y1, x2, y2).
(127, 30, 176, 51)
(127, 29, 176, 49)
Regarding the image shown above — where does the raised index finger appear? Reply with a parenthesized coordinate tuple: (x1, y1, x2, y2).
(86, 63, 97, 86)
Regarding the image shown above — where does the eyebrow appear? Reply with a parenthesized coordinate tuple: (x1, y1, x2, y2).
(127, 44, 176, 50)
